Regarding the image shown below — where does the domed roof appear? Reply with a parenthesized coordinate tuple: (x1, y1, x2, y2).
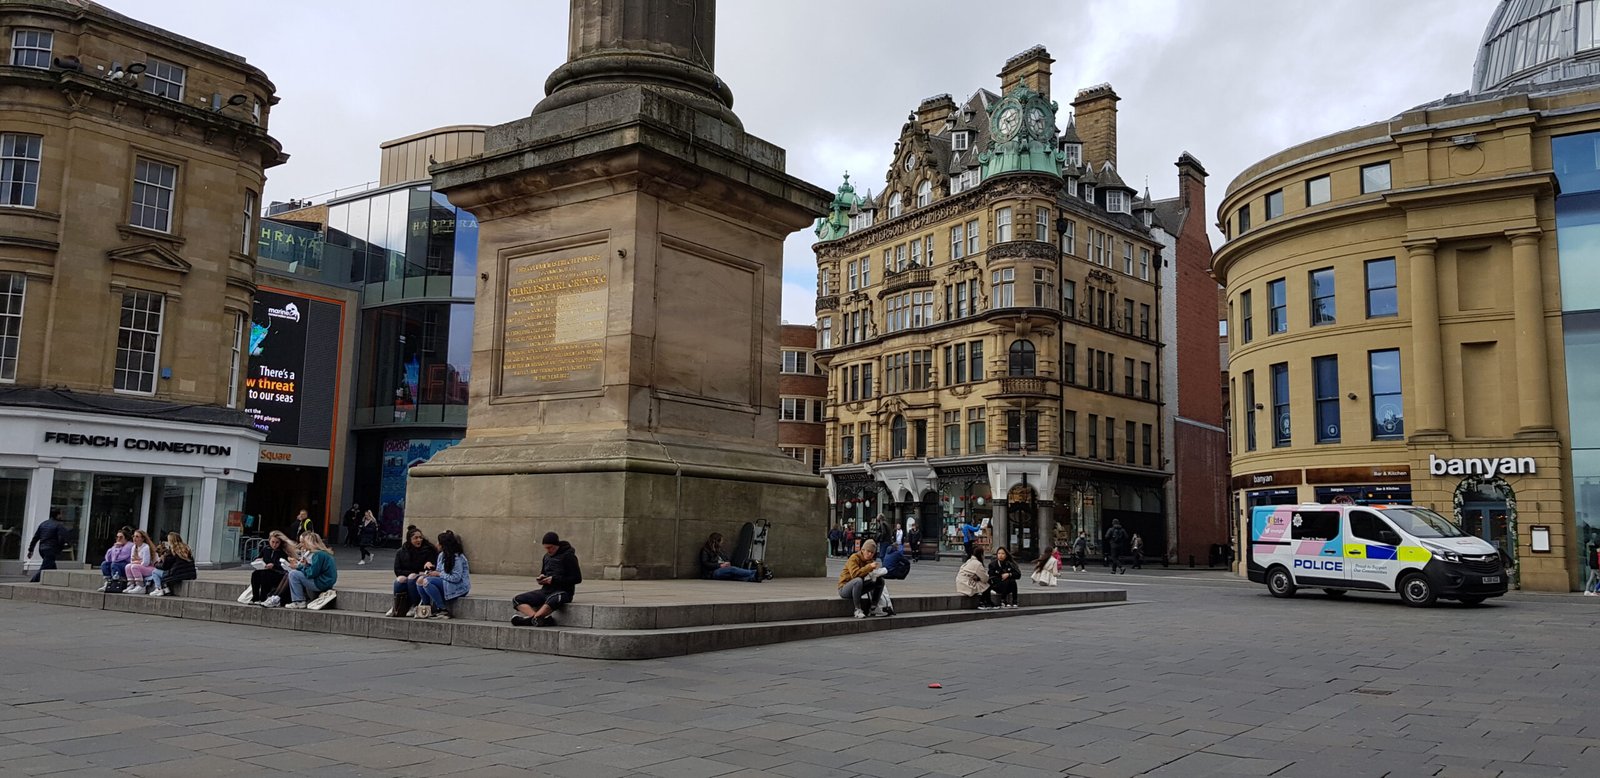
(1473, 0, 1600, 92)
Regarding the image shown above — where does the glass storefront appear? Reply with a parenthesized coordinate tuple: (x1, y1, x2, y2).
(322, 187, 478, 301)
(355, 304, 473, 427)
(148, 477, 202, 545)
(1553, 131, 1600, 588)
(0, 467, 27, 560)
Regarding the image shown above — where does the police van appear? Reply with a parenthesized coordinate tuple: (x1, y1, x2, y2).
(1248, 503, 1507, 607)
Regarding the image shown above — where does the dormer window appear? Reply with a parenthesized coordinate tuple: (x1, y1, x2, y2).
(1106, 191, 1127, 214)
(915, 180, 931, 208)
(952, 131, 970, 151)
(888, 192, 903, 218)
(142, 57, 186, 101)
(1063, 143, 1082, 167)
(1081, 183, 1095, 202)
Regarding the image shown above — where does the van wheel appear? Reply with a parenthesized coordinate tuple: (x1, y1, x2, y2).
(1323, 588, 1348, 598)
(1266, 567, 1297, 598)
(1458, 595, 1486, 606)
(1399, 573, 1437, 607)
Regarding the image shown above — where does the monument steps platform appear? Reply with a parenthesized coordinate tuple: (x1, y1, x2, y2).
(5, 569, 1131, 660)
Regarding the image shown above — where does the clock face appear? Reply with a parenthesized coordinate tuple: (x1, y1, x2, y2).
(996, 106, 1021, 140)
(903, 153, 918, 172)
(1027, 107, 1048, 137)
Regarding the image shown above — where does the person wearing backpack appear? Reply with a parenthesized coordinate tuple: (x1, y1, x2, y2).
(1104, 520, 1129, 575)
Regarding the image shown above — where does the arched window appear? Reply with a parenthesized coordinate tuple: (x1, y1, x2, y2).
(890, 415, 908, 458)
(1008, 339, 1036, 376)
(916, 180, 931, 208)
(888, 191, 903, 218)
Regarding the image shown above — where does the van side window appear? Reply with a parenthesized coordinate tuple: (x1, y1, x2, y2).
(1290, 511, 1340, 541)
(1349, 511, 1396, 543)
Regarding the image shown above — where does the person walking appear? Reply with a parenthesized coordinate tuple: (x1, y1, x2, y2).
(843, 526, 855, 555)
(26, 508, 69, 583)
(415, 530, 469, 619)
(827, 525, 842, 557)
(907, 524, 922, 562)
(341, 503, 362, 547)
(1070, 530, 1090, 572)
(988, 547, 1022, 608)
(1131, 533, 1144, 570)
(837, 539, 887, 618)
(511, 532, 582, 627)
(356, 510, 379, 565)
(956, 548, 993, 610)
(1104, 519, 1129, 575)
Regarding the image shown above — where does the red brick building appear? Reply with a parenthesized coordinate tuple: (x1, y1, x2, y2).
(778, 324, 826, 474)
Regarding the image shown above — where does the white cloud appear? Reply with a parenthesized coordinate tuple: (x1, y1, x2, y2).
(781, 280, 818, 327)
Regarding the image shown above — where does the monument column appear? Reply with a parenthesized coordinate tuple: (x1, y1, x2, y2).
(1404, 239, 1446, 437)
(406, 0, 831, 579)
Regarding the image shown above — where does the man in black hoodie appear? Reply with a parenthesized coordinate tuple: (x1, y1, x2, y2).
(511, 532, 582, 627)
(27, 508, 69, 583)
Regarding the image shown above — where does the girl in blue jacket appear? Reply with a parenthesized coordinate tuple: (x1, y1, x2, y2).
(416, 531, 469, 619)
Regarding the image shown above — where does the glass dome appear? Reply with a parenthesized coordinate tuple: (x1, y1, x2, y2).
(1473, 0, 1600, 92)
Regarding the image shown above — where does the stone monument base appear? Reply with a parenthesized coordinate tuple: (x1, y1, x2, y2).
(407, 433, 827, 579)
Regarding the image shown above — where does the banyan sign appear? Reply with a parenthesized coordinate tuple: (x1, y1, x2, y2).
(1428, 454, 1536, 478)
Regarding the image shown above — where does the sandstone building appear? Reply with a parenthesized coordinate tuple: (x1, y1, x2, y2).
(0, 0, 282, 572)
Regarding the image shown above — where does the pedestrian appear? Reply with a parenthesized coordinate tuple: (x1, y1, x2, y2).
(97, 529, 132, 591)
(1131, 533, 1144, 570)
(700, 532, 761, 582)
(122, 529, 156, 594)
(415, 530, 469, 619)
(341, 503, 362, 547)
(148, 533, 196, 597)
(511, 532, 582, 627)
(294, 509, 314, 539)
(875, 515, 892, 546)
(281, 532, 338, 609)
(1031, 546, 1060, 587)
(959, 517, 982, 558)
(907, 524, 922, 562)
(827, 525, 842, 557)
(1587, 543, 1600, 596)
(956, 547, 992, 610)
(249, 531, 295, 604)
(357, 509, 378, 565)
(387, 526, 437, 616)
(26, 507, 69, 583)
(894, 522, 904, 547)
(1104, 519, 1129, 575)
(1071, 530, 1089, 572)
(844, 526, 855, 555)
(988, 546, 1022, 608)
(837, 539, 888, 618)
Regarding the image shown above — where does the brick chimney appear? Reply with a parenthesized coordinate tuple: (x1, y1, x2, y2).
(998, 45, 1053, 99)
(916, 93, 957, 135)
(1176, 151, 1207, 217)
(1072, 84, 1120, 169)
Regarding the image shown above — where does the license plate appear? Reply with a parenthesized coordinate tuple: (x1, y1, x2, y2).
(1482, 576, 1501, 584)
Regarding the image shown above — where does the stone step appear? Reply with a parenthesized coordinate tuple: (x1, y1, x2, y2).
(32, 568, 1126, 629)
(1, 580, 1133, 660)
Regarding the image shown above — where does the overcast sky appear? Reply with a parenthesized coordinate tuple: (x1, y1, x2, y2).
(124, 0, 1494, 324)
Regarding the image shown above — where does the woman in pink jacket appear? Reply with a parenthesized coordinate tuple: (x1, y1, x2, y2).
(123, 530, 156, 594)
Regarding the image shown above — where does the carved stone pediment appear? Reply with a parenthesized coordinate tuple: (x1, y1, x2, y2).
(107, 242, 191, 276)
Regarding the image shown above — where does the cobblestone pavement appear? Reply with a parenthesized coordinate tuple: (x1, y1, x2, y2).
(1, 574, 1596, 777)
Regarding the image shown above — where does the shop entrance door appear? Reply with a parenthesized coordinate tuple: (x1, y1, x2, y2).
(1460, 503, 1510, 552)
(85, 475, 146, 565)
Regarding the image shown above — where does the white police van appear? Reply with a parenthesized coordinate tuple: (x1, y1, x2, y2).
(1247, 503, 1507, 607)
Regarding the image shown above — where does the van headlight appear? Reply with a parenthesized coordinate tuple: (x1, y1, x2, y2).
(1422, 543, 1461, 563)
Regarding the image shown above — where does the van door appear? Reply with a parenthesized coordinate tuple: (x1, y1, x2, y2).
(1345, 509, 1402, 591)
(1287, 508, 1347, 586)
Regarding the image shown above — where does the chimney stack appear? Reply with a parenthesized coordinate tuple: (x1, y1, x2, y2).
(998, 45, 1054, 99)
(916, 93, 957, 135)
(1072, 84, 1120, 169)
(1176, 151, 1208, 216)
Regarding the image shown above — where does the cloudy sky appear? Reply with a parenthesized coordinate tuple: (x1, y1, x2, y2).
(125, 0, 1493, 324)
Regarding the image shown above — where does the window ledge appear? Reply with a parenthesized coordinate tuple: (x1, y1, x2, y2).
(116, 223, 185, 247)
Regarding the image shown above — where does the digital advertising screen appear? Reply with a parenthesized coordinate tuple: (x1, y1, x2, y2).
(247, 288, 341, 449)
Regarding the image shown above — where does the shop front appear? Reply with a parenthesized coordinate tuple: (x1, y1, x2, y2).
(934, 463, 990, 555)
(1056, 468, 1167, 564)
(0, 407, 259, 574)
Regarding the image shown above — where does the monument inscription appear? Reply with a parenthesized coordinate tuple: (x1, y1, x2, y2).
(500, 252, 608, 395)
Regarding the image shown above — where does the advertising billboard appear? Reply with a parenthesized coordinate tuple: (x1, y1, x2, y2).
(247, 289, 342, 449)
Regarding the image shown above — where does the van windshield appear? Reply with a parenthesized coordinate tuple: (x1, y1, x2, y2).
(1379, 507, 1467, 539)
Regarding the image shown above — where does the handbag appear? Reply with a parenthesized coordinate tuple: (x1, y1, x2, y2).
(104, 579, 127, 594)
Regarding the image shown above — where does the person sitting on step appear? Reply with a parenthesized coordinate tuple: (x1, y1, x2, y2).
(987, 546, 1022, 609)
(838, 539, 889, 618)
(415, 530, 469, 619)
(122, 530, 157, 595)
(956, 547, 992, 610)
(387, 526, 437, 617)
(97, 529, 133, 591)
(510, 532, 582, 627)
(148, 533, 197, 597)
(698, 532, 760, 582)
(881, 540, 912, 580)
(280, 532, 337, 609)
(250, 531, 295, 604)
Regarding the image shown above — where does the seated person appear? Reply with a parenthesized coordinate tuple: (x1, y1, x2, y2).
(699, 532, 759, 582)
(388, 527, 437, 617)
(280, 532, 338, 609)
(250, 531, 294, 604)
(838, 539, 888, 618)
(98, 530, 132, 591)
(881, 540, 911, 580)
(148, 533, 197, 597)
(956, 548, 992, 610)
(511, 532, 581, 627)
(987, 546, 1022, 609)
(415, 530, 470, 619)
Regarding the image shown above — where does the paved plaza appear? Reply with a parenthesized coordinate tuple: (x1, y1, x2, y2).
(1, 569, 1596, 777)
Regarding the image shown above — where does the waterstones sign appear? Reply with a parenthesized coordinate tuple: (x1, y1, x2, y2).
(1427, 453, 1536, 478)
